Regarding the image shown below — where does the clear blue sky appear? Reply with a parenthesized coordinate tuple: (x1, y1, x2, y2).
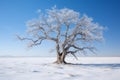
(0, 0, 120, 57)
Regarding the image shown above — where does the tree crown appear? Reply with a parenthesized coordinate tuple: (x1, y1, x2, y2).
(18, 7, 104, 57)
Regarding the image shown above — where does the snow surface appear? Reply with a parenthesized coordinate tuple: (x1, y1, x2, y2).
(0, 57, 120, 80)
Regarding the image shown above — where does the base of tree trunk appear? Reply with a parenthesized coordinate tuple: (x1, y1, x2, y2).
(53, 60, 67, 64)
(54, 52, 67, 64)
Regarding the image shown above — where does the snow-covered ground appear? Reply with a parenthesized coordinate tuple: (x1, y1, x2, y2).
(0, 57, 120, 80)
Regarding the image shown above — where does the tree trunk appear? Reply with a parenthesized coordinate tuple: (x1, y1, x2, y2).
(54, 52, 67, 64)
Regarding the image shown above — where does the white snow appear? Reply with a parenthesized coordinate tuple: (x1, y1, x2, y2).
(0, 57, 120, 80)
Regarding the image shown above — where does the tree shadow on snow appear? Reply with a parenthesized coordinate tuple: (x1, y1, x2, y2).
(67, 63, 120, 69)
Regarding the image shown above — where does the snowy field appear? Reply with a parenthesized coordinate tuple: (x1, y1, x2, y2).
(0, 57, 120, 80)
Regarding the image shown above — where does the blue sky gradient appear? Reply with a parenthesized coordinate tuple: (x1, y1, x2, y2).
(0, 0, 120, 57)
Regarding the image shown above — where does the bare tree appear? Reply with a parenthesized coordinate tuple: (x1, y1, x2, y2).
(18, 7, 104, 64)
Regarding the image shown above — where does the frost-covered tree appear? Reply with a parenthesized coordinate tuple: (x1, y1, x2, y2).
(18, 7, 104, 64)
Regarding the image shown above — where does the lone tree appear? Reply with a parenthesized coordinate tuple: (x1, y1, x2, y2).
(18, 7, 104, 64)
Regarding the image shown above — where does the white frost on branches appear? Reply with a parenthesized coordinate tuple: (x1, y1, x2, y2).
(19, 7, 104, 57)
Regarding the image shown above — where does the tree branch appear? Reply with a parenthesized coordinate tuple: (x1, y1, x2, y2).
(67, 50, 78, 60)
